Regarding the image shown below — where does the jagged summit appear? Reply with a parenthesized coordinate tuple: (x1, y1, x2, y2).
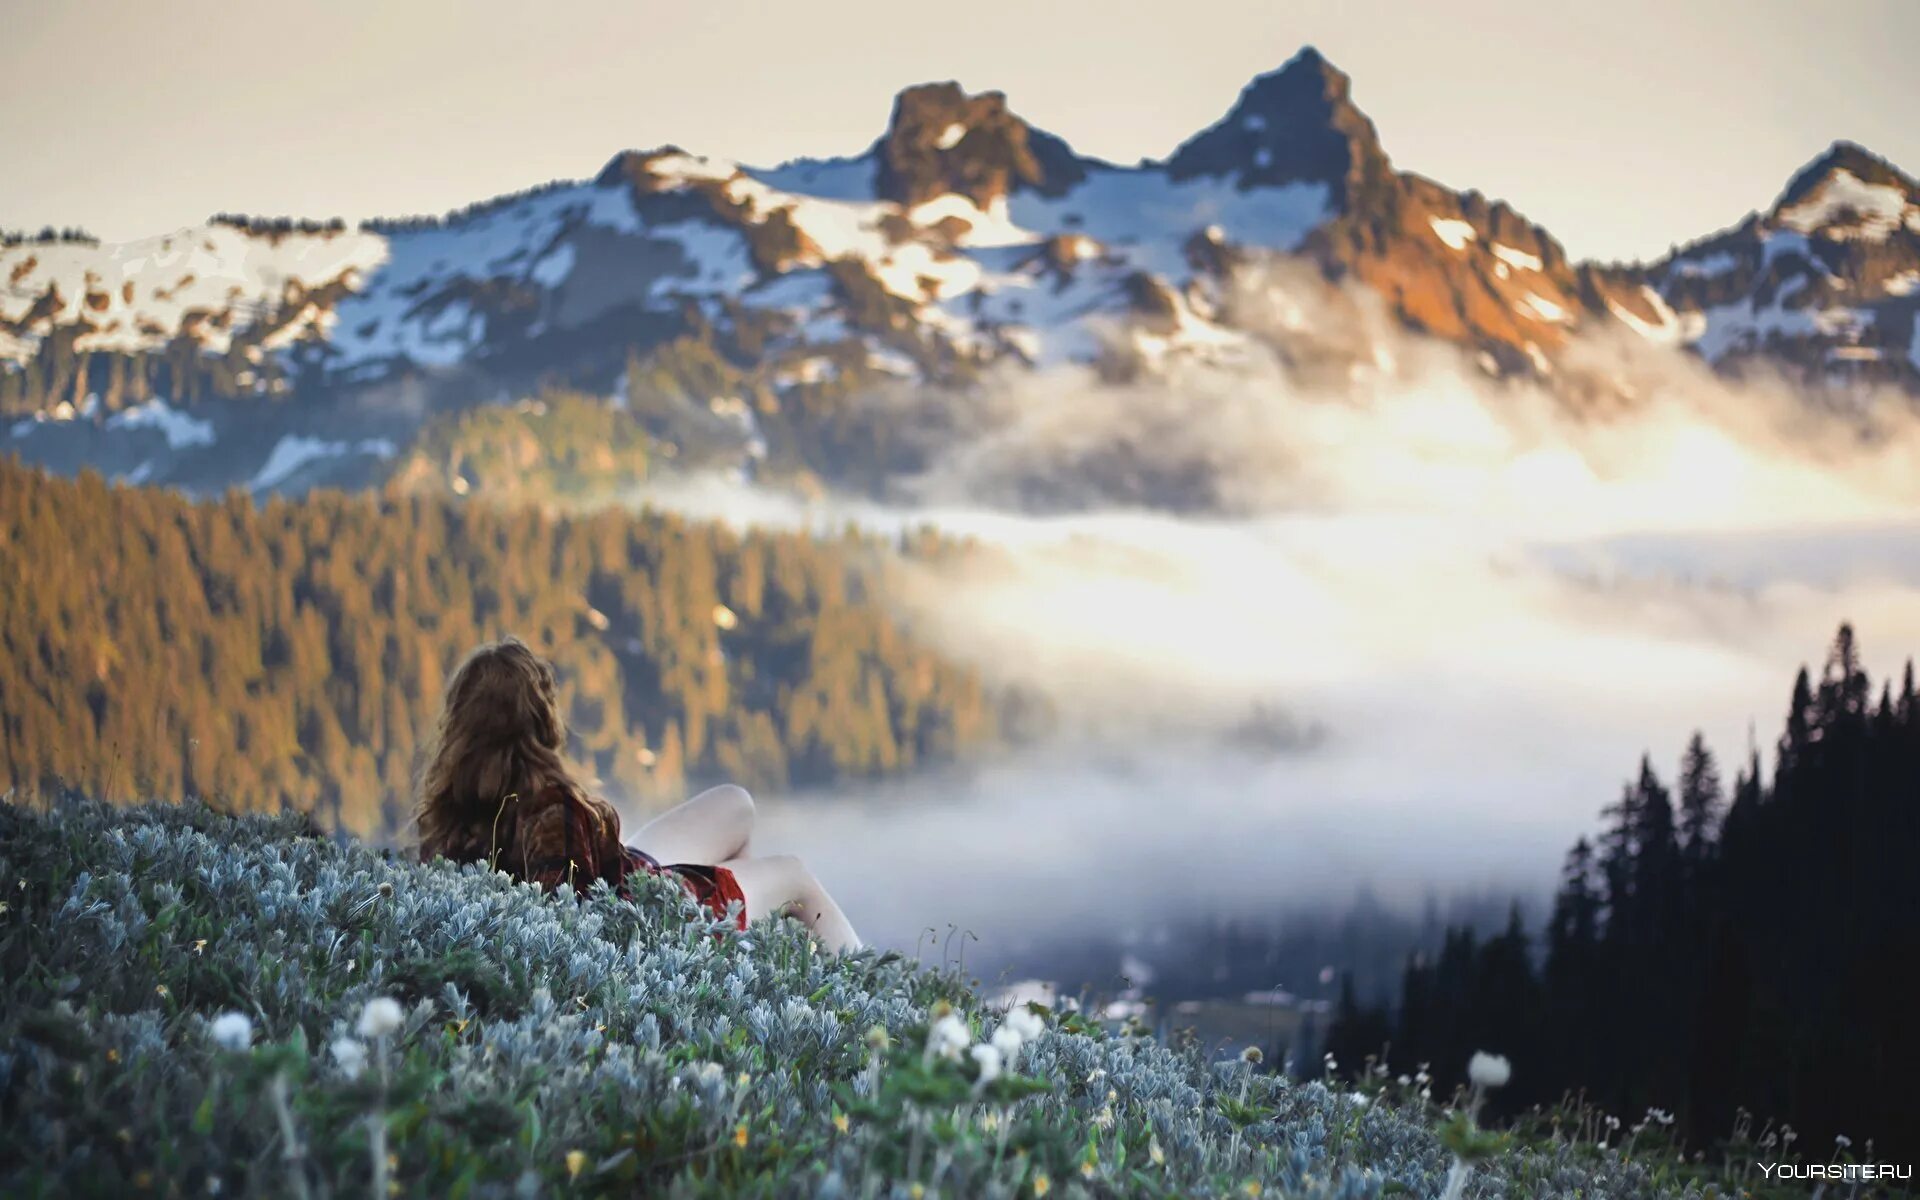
(1766, 140, 1920, 240)
(870, 82, 1088, 208)
(1165, 47, 1392, 205)
(1776, 141, 1917, 207)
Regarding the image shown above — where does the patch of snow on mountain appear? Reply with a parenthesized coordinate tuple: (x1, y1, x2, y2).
(1428, 217, 1476, 251)
(250, 434, 397, 491)
(1686, 298, 1822, 363)
(1883, 270, 1919, 297)
(1492, 243, 1543, 272)
(1670, 251, 1740, 279)
(103, 398, 216, 449)
(0, 224, 388, 361)
(1009, 168, 1329, 280)
(529, 243, 577, 287)
(907, 194, 1040, 249)
(747, 156, 876, 202)
(1520, 291, 1569, 323)
(1606, 287, 1684, 345)
(935, 123, 967, 150)
(327, 182, 652, 366)
(1775, 169, 1913, 240)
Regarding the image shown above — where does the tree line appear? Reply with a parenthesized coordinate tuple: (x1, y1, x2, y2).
(0, 457, 1005, 840)
(1326, 624, 1920, 1156)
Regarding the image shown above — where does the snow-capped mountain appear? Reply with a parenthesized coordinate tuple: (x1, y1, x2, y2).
(4, 48, 1915, 496)
(1647, 142, 1920, 388)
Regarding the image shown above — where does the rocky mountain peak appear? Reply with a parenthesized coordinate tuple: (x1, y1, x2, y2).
(1164, 46, 1392, 205)
(1768, 140, 1920, 240)
(871, 82, 1087, 209)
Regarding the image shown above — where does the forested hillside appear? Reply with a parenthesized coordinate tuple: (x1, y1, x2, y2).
(0, 458, 1001, 837)
(1328, 626, 1920, 1158)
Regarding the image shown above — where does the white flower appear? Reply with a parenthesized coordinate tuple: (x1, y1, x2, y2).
(1003, 1003, 1045, 1042)
(990, 1024, 1023, 1064)
(330, 1036, 368, 1079)
(1467, 1051, 1511, 1089)
(970, 1042, 1002, 1083)
(209, 1012, 253, 1052)
(928, 1013, 971, 1061)
(356, 996, 404, 1040)
(1093, 1105, 1115, 1129)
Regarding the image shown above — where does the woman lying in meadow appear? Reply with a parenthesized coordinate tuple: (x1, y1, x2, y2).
(414, 637, 861, 952)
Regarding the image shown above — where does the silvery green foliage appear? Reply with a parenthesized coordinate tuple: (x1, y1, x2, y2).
(0, 800, 1699, 1198)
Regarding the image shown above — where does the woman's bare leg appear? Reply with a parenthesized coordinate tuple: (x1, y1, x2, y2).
(629, 784, 755, 865)
(722, 854, 862, 954)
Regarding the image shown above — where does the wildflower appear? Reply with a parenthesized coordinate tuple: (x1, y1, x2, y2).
(910, 1186, 925, 1200)
(928, 1012, 971, 1061)
(981, 1111, 1000, 1133)
(1323, 1052, 1337, 1074)
(191, 938, 206, 955)
(1241, 1046, 1263, 1066)
(106, 1048, 119, 1064)
(357, 997, 404, 1039)
(1397, 1074, 1411, 1086)
(1466, 1052, 1511, 1089)
(1649, 1108, 1674, 1127)
(733, 1123, 749, 1148)
(1086, 1068, 1107, 1084)
(833, 1111, 850, 1134)
(565, 1150, 586, 1180)
(864, 1026, 891, 1052)
(1005, 1004, 1045, 1042)
(1836, 1134, 1853, 1150)
(1093, 1106, 1114, 1129)
(155, 984, 170, 999)
(736, 1071, 751, 1087)
(1149, 1136, 1165, 1166)
(1243, 1182, 1261, 1198)
(991, 1023, 1023, 1065)
(1032, 1173, 1051, 1197)
(330, 1036, 369, 1079)
(377, 881, 394, 899)
(209, 1012, 253, 1052)
(971, 1042, 1003, 1083)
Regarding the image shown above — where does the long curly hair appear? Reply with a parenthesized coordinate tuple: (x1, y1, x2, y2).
(415, 637, 585, 863)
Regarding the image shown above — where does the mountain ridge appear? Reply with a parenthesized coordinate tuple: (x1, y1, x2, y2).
(4, 46, 1916, 497)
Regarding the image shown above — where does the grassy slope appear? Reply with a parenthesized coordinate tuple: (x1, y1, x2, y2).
(0, 800, 1695, 1199)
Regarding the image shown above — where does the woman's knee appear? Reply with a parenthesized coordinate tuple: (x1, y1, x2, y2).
(697, 783, 755, 826)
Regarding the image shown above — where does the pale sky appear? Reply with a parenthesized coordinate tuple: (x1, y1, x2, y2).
(4, 0, 1916, 263)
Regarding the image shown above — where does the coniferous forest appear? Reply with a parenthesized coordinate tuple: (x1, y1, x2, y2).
(0, 458, 1002, 838)
(1326, 625, 1920, 1158)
